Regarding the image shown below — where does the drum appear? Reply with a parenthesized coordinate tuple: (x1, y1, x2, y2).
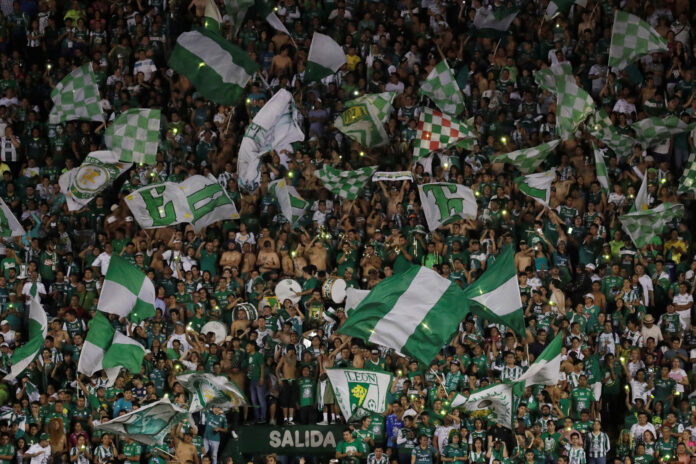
(275, 279, 302, 305)
(322, 277, 347, 304)
(200, 321, 227, 344)
(233, 302, 258, 321)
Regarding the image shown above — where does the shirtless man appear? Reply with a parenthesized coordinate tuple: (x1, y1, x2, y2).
(219, 241, 242, 268)
(306, 240, 328, 272)
(257, 240, 280, 273)
(276, 345, 298, 425)
(49, 319, 70, 348)
(514, 240, 535, 273)
(240, 242, 256, 275)
(360, 244, 382, 276)
(378, 180, 409, 218)
(270, 46, 293, 78)
(173, 428, 199, 464)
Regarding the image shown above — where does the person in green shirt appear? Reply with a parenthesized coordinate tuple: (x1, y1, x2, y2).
(119, 437, 142, 464)
(569, 375, 595, 419)
(0, 433, 15, 464)
(441, 431, 467, 463)
(297, 364, 316, 424)
(246, 342, 266, 423)
(336, 428, 366, 464)
(353, 415, 375, 451)
(412, 435, 438, 464)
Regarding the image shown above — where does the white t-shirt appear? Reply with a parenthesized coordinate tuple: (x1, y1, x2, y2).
(91, 252, 112, 276)
(27, 443, 51, 464)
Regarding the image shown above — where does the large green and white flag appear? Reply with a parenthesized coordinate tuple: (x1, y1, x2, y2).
(168, 27, 258, 105)
(338, 265, 470, 364)
(594, 147, 611, 193)
(237, 90, 304, 191)
(461, 246, 525, 336)
(327, 368, 392, 422)
(631, 116, 696, 147)
(177, 372, 248, 412)
(48, 63, 104, 124)
(678, 152, 696, 195)
(345, 288, 370, 313)
(105, 109, 161, 165)
(609, 11, 669, 70)
(535, 64, 594, 139)
(305, 33, 346, 83)
(413, 107, 475, 161)
(546, 0, 587, 18)
(224, 0, 254, 37)
(58, 150, 132, 211)
(619, 202, 684, 249)
(125, 174, 239, 233)
(334, 92, 395, 148)
(452, 383, 515, 428)
(588, 110, 637, 158)
(98, 255, 156, 321)
(0, 197, 24, 237)
(269, 179, 308, 225)
(77, 312, 145, 383)
(4, 298, 46, 381)
(419, 60, 465, 116)
(203, 0, 223, 34)
(418, 183, 478, 231)
(515, 169, 556, 207)
(254, 0, 291, 36)
(516, 333, 563, 390)
(472, 7, 518, 36)
(534, 63, 574, 91)
(315, 165, 378, 200)
(491, 140, 560, 173)
(95, 396, 189, 445)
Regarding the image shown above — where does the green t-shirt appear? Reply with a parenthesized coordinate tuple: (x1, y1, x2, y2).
(247, 351, 263, 381)
(0, 443, 15, 464)
(411, 445, 437, 464)
(122, 442, 142, 464)
(570, 387, 594, 418)
(298, 377, 315, 408)
(337, 439, 365, 464)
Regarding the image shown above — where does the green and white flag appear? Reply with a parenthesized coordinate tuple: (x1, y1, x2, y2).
(237, 90, 305, 191)
(419, 60, 465, 116)
(678, 152, 696, 195)
(418, 183, 478, 231)
(609, 11, 669, 70)
(534, 63, 574, 91)
(0, 407, 13, 422)
(594, 147, 611, 193)
(535, 64, 594, 139)
(203, 0, 223, 34)
(77, 312, 145, 383)
(254, 0, 291, 36)
(105, 109, 161, 165)
(633, 173, 650, 212)
(588, 110, 637, 158)
(631, 116, 696, 147)
(48, 63, 104, 124)
(4, 297, 46, 381)
(338, 265, 470, 364)
(472, 7, 518, 36)
(414, 107, 475, 161)
(345, 288, 370, 314)
(619, 202, 684, 249)
(269, 179, 308, 225)
(98, 255, 156, 321)
(125, 174, 239, 233)
(168, 27, 258, 105)
(315, 165, 378, 200)
(334, 92, 395, 148)
(372, 171, 413, 182)
(224, 0, 254, 37)
(461, 246, 525, 336)
(491, 140, 560, 173)
(515, 169, 556, 207)
(546, 0, 587, 18)
(305, 33, 346, 83)
(516, 333, 563, 390)
(327, 368, 392, 422)
(452, 383, 515, 428)
(0, 197, 24, 237)
(58, 150, 132, 211)
(95, 396, 189, 446)
(177, 372, 248, 412)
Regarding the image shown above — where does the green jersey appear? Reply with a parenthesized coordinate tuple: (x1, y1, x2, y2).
(411, 445, 437, 464)
(570, 387, 594, 418)
(337, 439, 365, 464)
(298, 377, 316, 408)
(121, 442, 142, 464)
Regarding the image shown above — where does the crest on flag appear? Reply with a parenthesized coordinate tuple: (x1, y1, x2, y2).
(327, 368, 392, 422)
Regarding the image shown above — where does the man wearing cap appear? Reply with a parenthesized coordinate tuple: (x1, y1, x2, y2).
(25, 433, 50, 464)
(0, 320, 14, 346)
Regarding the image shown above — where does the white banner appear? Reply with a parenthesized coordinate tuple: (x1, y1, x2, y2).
(372, 171, 413, 182)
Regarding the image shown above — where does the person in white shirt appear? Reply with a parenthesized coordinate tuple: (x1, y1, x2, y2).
(91, 244, 113, 277)
(673, 282, 694, 328)
(0, 320, 15, 345)
(21, 272, 47, 305)
(630, 412, 656, 442)
(25, 433, 51, 464)
(133, 50, 157, 82)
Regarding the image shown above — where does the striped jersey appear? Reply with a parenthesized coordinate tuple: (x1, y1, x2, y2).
(500, 364, 524, 382)
(568, 446, 586, 464)
(587, 432, 610, 457)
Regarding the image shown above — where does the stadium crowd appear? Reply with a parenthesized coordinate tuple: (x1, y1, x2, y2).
(0, 1, 694, 464)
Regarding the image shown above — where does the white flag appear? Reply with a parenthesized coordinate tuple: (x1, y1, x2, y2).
(418, 183, 478, 231)
(59, 151, 132, 211)
(326, 368, 392, 422)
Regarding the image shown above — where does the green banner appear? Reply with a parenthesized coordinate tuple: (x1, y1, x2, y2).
(236, 425, 345, 455)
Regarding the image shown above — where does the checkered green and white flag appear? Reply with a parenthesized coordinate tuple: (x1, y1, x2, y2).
(588, 110, 637, 158)
(414, 107, 476, 161)
(619, 202, 684, 249)
(631, 116, 696, 147)
(535, 64, 594, 139)
(678, 152, 696, 195)
(609, 11, 669, 70)
(334, 92, 395, 148)
(419, 60, 465, 116)
(594, 146, 611, 193)
(269, 179, 308, 225)
(105, 109, 161, 165)
(491, 139, 560, 173)
(315, 165, 378, 200)
(49, 63, 104, 124)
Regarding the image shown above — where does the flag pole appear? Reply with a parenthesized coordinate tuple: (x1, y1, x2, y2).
(491, 39, 502, 61)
